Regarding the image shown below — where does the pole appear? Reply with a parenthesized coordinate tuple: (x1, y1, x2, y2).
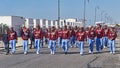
(101, 11, 105, 22)
(58, 0, 60, 26)
(94, 6, 99, 25)
(83, 0, 86, 27)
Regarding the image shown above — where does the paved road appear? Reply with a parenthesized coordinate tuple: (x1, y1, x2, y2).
(0, 39, 120, 68)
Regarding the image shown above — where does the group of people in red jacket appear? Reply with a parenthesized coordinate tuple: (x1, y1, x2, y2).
(2, 23, 117, 55)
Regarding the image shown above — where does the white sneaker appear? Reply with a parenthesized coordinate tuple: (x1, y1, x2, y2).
(52, 51, 55, 55)
(89, 51, 92, 53)
(24, 52, 27, 55)
(110, 52, 112, 54)
(36, 52, 40, 55)
(50, 51, 53, 54)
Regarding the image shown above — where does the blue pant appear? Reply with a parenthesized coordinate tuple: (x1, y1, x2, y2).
(35, 39, 40, 53)
(23, 40, 28, 53)
(9, 40, 16, 53)
(96, 37, 103, 52)
(49, 40, 56, 53)
(87, 38, 89, 44)
(58, 37, 62, 47)
(78, 41, 84, 54)
(4, 43, 9, 53)
(109, 40, 115, 53)
(70, 36, 75, 47)
(88, 39, 94, 52)
(62, 39, 69, 52)
(41, 39, 44, 47)
(103, 36, 108, 47)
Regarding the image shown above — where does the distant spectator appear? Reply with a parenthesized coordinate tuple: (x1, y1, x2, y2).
(2, 29, 9, 55)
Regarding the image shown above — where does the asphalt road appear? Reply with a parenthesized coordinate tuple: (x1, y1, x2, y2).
(0, 40, 120, 68)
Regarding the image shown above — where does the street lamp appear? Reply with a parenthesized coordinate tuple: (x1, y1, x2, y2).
(104, 13, 108, 23)
(94, 6, 99, 25)
(101, 11, 105, 22)
(58, 0, 60, 26)
(83, 0, 89, 27)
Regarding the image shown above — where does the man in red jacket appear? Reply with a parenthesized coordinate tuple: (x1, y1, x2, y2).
(8, 27, 17, 54)
(69, 26, 75, 48)
(103, 25, 109, 48)
(21, 26, 30, 55)
(45, 28, 51, 48)
(56, 26, 62, 47)
(76, 27, 85, 55)
(108, 27, 117, 54)
(34, 25, 42, 54)
(88, 26, 96, 54)
(61, 25, 70, 54)
(49, 26, 58, 55)
(95, 24, 103, 52)
(74, 26, 78, 47)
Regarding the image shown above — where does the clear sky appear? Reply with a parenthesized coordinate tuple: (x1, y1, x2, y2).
(0, 0, 120, 25)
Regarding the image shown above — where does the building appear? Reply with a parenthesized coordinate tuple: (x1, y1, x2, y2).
(0, 16, 25, 36)
(60, 18, 83, 28)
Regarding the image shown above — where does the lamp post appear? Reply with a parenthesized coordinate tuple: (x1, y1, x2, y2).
(94, 6, 99, 25)
(101, 11, 105, 22)
(58, 0, 60, 26)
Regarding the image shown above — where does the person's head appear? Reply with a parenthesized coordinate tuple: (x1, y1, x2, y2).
(97, 23, 101, 28)
(90, 26, 94, 31)
(9, 27, 14, 31)
(104, 25, 107, 29)
(51, 26, 55, 31)
(4, 29, 8, 34)
(74, 26, 77, 30)
(86, 27, 89, 31)
(64, 25, 67, 30)
(36, 25, 40, 30)
(79, 27, 84, 32)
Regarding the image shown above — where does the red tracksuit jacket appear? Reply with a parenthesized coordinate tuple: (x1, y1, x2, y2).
(21, 28, 30, 40)
(69, 29, 75, 37)
(34, 29, 42, 39)
(95, 28, 103, 38)
(57, 29, 62, 38)
(103, 28, 109, 37)
(108, 31, 117, 40)
(61, 30, 70, 39)
(76, 31, 85, 41)
(49, 31, 58, 40)
(88, 30, 96, 39)
(8, 31, 17, 41)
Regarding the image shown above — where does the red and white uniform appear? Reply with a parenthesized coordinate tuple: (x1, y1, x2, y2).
(21, 28, 30, 40)
(108, 31, 117, 40)
(49, 31, 58, 40)
(8, 31, 17, 41)
(61, 30, 70, 39)
(57, 29, 62, 38)
(95, 28, 103, 38)
(34, 29, 42, 39)
(76, 31, 85, 41)
(85, 30, 89, 38)
(88, 30, 96, 39)
(103, 28, 109, 37)
(69, 29, 75, 37)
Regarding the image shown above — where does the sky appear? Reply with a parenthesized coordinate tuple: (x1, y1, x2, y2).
(0, 0, 120, 25)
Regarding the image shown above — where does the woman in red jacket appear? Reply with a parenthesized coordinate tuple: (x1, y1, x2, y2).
(8, 27, 17, 55)
(108, 27, 117, 54)
(76, 27, 85, 55)
(49, 26, 58, 55)
(21, 26, 30, 55)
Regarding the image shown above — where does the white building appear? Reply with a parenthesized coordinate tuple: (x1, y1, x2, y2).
(0, 16, 25, 36)
(25, 18, 34, 28)
(60, 18, 83, 27)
